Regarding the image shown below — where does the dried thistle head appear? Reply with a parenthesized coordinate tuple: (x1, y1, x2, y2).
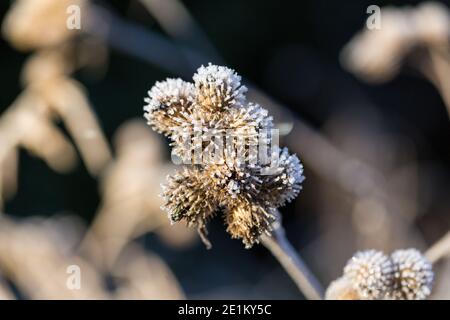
(161, 167, 219, 247)
(144, 66, 272, 163)
(144, 64, 304, 248)
(337, 248, 434, 300)
(341, 3, 450, 83)
(224, 197, 275, 249)
(390, 249, 433, 300)
(259, 147, 305, 207)
(144, 78, 196, 135)
(343, 250, 394, 299)
(193, 64, 247, 110)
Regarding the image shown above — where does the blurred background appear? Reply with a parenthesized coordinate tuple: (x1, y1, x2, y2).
(0, 0, 449, 299)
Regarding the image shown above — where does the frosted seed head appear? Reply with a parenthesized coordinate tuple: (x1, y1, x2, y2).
(344, 250, 394, 299)
(259, 147, 305, 207)
(143, 64, 305, 249)
(224, 198, 275, 249)
(390, 248, 433, 300)
(161, 168, 218, 231)
(144, 78, 195, 135)
(193, 63, 247, 110)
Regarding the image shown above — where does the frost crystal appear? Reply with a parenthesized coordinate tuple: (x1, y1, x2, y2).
(390, 249, 433, 300)
(144, 64, 304, 248)
(193, 63, 248, 109)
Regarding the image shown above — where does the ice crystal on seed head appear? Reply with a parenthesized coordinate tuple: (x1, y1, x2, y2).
(390, 249, 433, 300)
(413, 2, 450, 45)
(224, 197, 275, 249)
(161, 167, 219, 247)
(193, 63, 247, 110)
(344, 250, 394, 300)
(144, 64, 304, 248)
(143, 78, 195, 134)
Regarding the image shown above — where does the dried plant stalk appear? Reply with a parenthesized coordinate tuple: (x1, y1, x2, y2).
(260, 212, 324, 300)
(427, 47, 450, 119)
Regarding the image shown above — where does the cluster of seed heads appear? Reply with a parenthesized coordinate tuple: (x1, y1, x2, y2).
(143, 64, 304, 248)
(344, 249, 433, 300)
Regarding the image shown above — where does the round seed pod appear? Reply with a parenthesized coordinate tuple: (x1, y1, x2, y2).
(390, 249, 433, 300)
(344, 250, 394, 299)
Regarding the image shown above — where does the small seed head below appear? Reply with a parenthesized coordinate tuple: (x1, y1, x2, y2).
(390, 249, 433, 300)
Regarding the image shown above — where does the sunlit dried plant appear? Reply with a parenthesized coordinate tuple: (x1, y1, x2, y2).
(144, 64, 304, 248)
(341, 2, 450, 118)
(0, 0, 111, 187)
(0, 215, 108, 299)
(80, 120, 197, 269)
(390, 249, 434, 300)
(341, 2, 450, 83)
(111, 244, 185, 300)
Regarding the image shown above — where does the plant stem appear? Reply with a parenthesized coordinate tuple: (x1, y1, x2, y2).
(260, 212, 324, 300)
(426, 230, 450, 264)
